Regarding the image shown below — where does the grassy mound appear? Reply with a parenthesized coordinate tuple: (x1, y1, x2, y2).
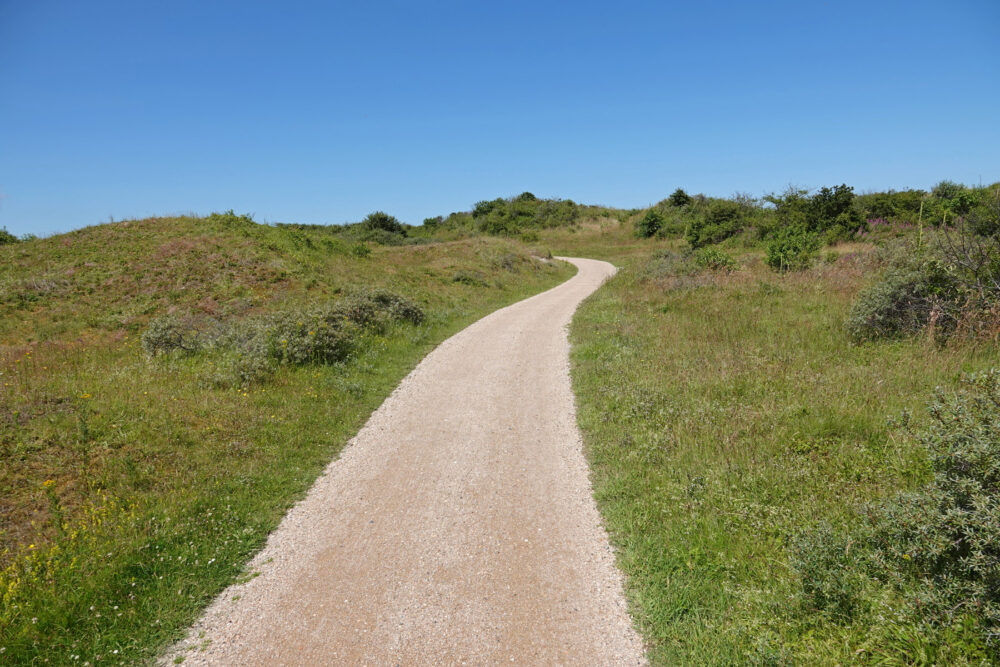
(0, 214, 572, 664)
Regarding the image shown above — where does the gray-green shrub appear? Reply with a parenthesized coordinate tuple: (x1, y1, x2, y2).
(144, 290, 425, 374)
(793, 370, 1000, 658)
(846, 253, 960, 340)
(141, 314, 203, 356)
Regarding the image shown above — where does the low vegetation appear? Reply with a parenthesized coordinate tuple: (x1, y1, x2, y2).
(0, 214, 572, 664)
(4, 176, 999, 664)
(552, 183, 1000, 663)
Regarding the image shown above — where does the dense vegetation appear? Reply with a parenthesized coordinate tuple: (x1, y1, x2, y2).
(0, 214, 571, 664)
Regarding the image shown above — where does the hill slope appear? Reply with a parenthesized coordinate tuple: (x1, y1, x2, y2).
(0, 213, 572, 664)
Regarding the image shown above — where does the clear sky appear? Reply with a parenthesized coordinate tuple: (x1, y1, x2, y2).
(1, 0, 998, 236)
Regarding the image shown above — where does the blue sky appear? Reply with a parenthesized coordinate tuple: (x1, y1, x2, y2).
(1, 0, 998, 236)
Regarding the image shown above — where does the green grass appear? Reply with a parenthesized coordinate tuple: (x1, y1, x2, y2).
(558, 227, 1000, 664)
(0, 215, 573, 664)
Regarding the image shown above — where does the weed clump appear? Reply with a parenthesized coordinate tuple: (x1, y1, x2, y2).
(692, 247, 737, 272)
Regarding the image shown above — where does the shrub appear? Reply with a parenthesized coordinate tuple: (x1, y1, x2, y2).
(693, 247, 737, 272)
(846, 254, 960, 340)
(866, 371, 1000, 640)
(795, 371, 1000, 657)
(206, 210, 255, 227)
(765, 225, 820, 272)
(141, 314, 202, 356)
(635, 210, 664, 238)
(809, 184, 861, 233)
(349, 242, 371, 258)
(932, 180, 966, 201)
(362, 211, 405, 235)
(668, 188, 691, 207)
(0, 227, 19, 245)
(201, 350, 276, 388)
(473, 199, 506, 219)
(686, 200, 745, 248)
(337, 288, 424, 327)
(790, 522, 868, 620)
(261, 309, 357, 365)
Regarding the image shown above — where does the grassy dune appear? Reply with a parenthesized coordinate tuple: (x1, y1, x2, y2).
(556, 223, 1000, 663)
(0, 215, 572, 664)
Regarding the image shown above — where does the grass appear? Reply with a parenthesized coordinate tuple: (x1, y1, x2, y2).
(0, 214, 573, 664)
(554, 225, 1000, 664)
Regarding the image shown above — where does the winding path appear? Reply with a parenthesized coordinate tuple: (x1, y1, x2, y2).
(165, 258, 645, 665)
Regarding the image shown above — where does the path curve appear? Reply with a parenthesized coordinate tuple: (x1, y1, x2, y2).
(165, 257, 645, 666)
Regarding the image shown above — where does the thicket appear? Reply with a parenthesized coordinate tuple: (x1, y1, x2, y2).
(276, 211, 424, 248)
(638, 181, 1000, 274)
(792, 370, 1000, 660)
(422, 192, 610, 238)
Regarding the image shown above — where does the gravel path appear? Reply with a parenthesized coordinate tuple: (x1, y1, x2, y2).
(163, 257, 645, 666)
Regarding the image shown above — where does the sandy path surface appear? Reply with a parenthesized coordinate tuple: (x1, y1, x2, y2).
(164, 257, 645, 666)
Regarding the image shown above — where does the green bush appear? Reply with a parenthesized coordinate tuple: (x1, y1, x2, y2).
(846, 254, 959, 340)
(692, 247, 737, 271)
(349, 242, 372, 258)
(206, 210, 255, 227)
(634, 210, 664, 238)
(668, 188, 691, 207)
(868, 371, 1000, 636)
(0, 227, 19, 245)
(686, 199, 746, 248)
(765, 225, 820, 272)
(145, 291, 424, 372)
(362, 211, 406, 235)
(932, 180, 966, 201)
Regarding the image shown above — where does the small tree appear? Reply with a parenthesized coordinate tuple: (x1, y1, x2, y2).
(668, 188, 691, 207)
